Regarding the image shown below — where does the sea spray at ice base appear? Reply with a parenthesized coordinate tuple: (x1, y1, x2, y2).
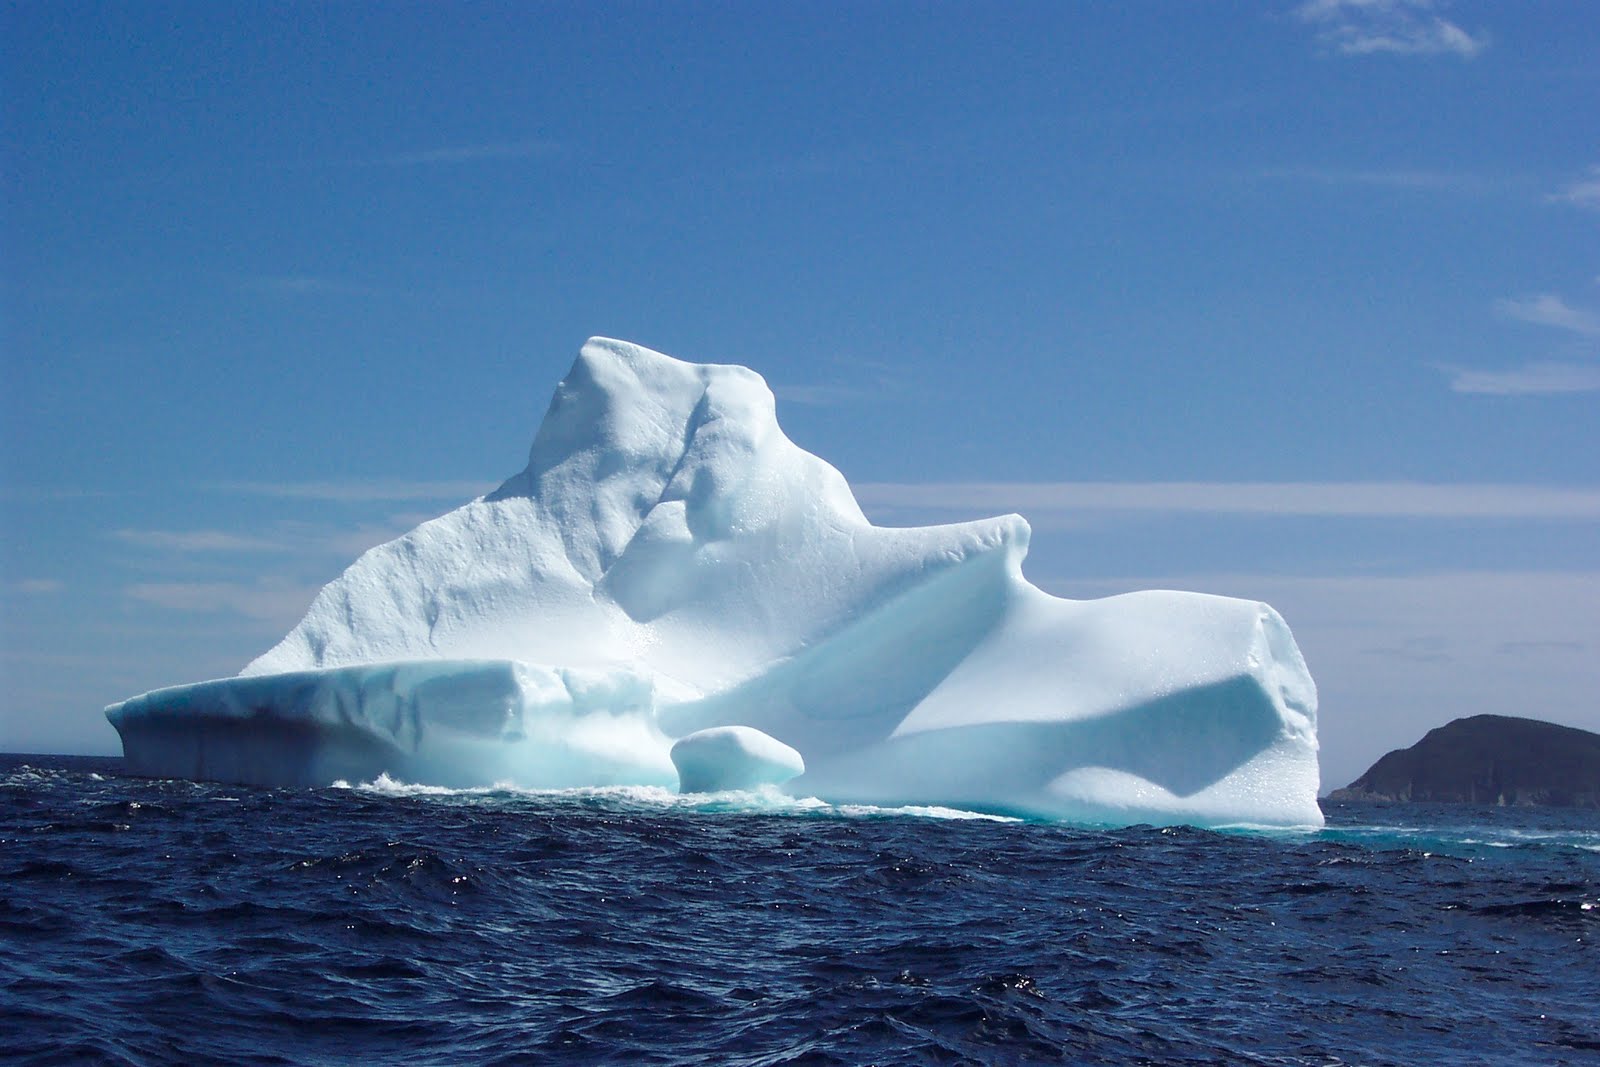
(108, 338, 1321, 826)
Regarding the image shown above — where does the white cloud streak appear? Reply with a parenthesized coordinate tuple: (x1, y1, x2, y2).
(856, 481, 1600, 520)
(276, 516, 444, 559)
(114, 529, 290, 553)
(0, 487, 124, 502)
(12, 579, 63, 595)
(1295, 0, 1489, 58)
(1495, 294, 1600, 338)
(111, 513, 451, 566)
(204, 479, 496, 503)
(1441, 362, 1600, 396)
(1548, 165, 1600, 211)
(123, 581, 321, 625)
(774, 384, 870, 406)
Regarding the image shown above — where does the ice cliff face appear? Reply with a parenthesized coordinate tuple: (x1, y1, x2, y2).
(112, 337, 1321, 827)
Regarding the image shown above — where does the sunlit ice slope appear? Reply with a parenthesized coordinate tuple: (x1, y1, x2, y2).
(109, 338, 1321, 827)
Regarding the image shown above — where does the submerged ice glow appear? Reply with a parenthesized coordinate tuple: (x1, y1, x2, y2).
(107, 338, 1321, 826)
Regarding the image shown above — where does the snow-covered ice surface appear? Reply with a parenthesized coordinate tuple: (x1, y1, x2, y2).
(107, 338, 1321, 827)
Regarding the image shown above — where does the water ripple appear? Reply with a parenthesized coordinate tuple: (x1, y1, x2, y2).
(1, 757, 1596, 1065)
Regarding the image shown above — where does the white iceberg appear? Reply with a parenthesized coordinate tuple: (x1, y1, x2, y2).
(107, 338, 1321, 826)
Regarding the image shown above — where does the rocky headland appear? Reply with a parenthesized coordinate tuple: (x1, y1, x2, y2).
(1329, 714, 1600, 808)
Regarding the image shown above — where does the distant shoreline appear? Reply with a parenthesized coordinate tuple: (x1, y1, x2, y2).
(1328, 715, 1600, 810)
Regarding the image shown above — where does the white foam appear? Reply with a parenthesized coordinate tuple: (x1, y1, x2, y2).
(336, 774, 1021, 822)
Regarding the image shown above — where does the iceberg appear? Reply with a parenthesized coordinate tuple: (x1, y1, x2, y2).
(107, 338, 1321, 826)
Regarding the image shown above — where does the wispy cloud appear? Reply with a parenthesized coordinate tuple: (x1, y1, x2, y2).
(204, 479, 496, 503)
(113, 529, 290, 553)
(1256, 165, 1500, 193)
(1442, 292, 1600, 397)
(774, 384, 871, 407)
(375, 139, 558, 166)
(12, 579, 63, 595)
(1295, 0, 1489, 58)
(774, 359, 907, 408)
(114, 512, 458, 569)
(270, 515, 445, 559)
(1494, 294, 1600, 339)
(1548, 165, 1600, 211)
(856, 481, 1600, 521)
(0, 486, 125, 502)
(123, 580, 320, 625)
(1441, 362, 1600, 396)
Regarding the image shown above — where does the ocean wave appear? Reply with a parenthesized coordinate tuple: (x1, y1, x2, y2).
(4, 754, 1597, 1066)
(335, 773, 1022, 822)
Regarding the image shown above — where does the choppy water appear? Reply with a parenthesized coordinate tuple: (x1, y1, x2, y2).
(3, 755, 1596, 1066)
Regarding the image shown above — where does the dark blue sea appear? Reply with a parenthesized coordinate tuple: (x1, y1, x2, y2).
(3, 755, 1596, 1066)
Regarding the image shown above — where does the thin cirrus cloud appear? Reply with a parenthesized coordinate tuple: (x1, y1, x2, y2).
(1440, 362, 1600, 396)
(113, 529, 290, 553)
(774, 383, 872, 407)
(1440, 292, 1600, 398)
(13, 578, 64, 595)
(1548, 165, 1600, 211)
(270, 516, 447, 560)
(114, 514, 457, 563)
(1494, 294, 1600, 339)
(855, 481, 1600, 521)
(123, 581, 321, 626)
(204, 479, 497, 503)
(775, 358, 908, 407)
(1295, 0, 1489, 59)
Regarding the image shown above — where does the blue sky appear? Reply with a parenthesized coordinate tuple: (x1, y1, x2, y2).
(3, 1, 1596, 790)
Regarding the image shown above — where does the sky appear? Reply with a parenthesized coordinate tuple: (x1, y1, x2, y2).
(2, 0, 1596, 792)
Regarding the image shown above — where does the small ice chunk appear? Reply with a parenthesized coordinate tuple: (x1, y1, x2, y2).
(671, 726, 804, 793)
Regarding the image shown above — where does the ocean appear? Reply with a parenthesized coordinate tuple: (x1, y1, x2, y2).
(2, 754, 1596, 1066)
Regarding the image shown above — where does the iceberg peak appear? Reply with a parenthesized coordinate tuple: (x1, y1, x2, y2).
(489, 336, 867, 580)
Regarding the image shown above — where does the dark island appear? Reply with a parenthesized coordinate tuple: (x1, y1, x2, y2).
(1329, 714, 1600, 808)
